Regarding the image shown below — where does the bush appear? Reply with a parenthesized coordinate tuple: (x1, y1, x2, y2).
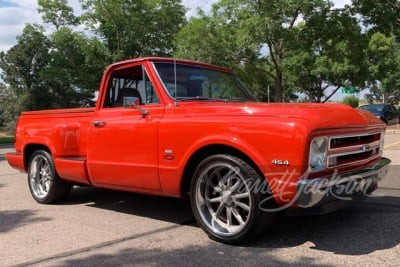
(342, 95, 359, 108)
(0, 137, 14, 144)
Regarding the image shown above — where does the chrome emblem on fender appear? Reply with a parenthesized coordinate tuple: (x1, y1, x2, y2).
(164, 150, 175, 161)
(271, 159, 290, 166)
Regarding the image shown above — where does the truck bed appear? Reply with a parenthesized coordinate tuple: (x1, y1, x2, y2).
(9, 107, 95, 184)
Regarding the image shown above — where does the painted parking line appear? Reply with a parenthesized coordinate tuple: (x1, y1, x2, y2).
(384, 141, 400, 149)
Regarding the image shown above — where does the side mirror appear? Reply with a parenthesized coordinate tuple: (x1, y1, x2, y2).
(123, 97, 149, 116)
(123, 96, 139, 108)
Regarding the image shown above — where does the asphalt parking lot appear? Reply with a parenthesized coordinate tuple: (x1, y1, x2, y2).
(0, 132, 399, 267)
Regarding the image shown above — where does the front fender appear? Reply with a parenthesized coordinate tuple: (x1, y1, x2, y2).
(157, 116, 311, 199)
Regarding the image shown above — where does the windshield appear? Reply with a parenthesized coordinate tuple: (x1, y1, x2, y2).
(359, 104, 384, 113)
(153, 62, 256, 102)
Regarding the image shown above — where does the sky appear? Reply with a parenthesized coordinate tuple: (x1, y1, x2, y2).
(0, 0, 352, 53)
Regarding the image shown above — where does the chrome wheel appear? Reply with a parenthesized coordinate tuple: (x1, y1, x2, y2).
(29, 154, 52, 199)
(195, 161, 252, 236)
(28, 150, 72, 204)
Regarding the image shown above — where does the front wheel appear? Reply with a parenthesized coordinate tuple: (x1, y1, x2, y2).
(190, 154, 276, 244)
(28, 150, 72, 204)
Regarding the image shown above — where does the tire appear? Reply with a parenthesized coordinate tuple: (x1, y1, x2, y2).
(190, 154, 276, 244)
(28, 150, 72, 204)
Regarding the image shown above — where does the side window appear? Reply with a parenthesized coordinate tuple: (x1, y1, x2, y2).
(104, 65, 160, 108)
(143, 71, 160, 105)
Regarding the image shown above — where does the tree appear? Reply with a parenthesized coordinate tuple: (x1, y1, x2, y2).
(80, 0, 186, 60)
(365, 32, 400, 103)
(351, 0, 400, 39)
(0, 23, 108, 131)
(40, 28, 109, 108)
(0, 83, 27, 132)
(1, 0, 187, 130)
(350, 1, 400, 104)
(176, 14, 234, 66)
(0, 24, 50, 131)
(0, 24, 50, 110)
(0, 83, 6, 128)
(176, 0, 373, 102)
(177, 0, 336, 102)
(175, 13, 278, 101)
(38, 0, 79, 29)
(284, 10, 368, 102)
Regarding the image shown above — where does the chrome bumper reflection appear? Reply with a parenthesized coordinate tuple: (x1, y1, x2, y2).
(297, 157, 391, 208)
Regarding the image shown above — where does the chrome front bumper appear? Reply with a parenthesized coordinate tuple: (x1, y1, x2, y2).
(296, 157, 391, 209)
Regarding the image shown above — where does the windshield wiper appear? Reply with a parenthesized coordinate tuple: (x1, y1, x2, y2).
(224, 97, 250, 102)
(176, 97, 227, 102)
(176, 96, 252, 102)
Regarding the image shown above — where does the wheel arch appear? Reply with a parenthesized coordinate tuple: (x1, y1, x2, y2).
(24, 144, 52, 170)
(180, 144, 265, 196)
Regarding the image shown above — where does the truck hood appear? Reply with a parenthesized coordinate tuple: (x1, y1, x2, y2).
(177, 102, 384, 129)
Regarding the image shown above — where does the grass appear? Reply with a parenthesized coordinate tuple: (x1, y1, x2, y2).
(0, 136, 14, 144)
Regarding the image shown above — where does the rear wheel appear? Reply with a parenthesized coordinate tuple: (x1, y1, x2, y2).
(190, 154, 276, 244)
(28, 150, 72, 204)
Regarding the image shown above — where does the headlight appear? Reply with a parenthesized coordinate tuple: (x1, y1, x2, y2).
(309, 137, 328, 172)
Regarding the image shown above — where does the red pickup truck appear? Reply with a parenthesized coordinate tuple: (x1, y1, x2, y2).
(6, 57, 391, 244)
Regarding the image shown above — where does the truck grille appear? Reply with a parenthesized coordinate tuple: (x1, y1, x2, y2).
(327, 132, 383, 168)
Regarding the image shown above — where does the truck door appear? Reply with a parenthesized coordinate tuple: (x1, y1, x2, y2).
(87, 63, 164, 191)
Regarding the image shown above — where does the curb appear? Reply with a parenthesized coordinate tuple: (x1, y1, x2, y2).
(386, 130, 400, 134)
(0, 144, 14, 149)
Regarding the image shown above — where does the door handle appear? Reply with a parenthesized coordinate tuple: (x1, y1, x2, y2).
(92, 121, 106, 128)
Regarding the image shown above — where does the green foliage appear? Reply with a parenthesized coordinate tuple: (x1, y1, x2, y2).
(80, 0, 186, 60)
(41, 28, 108, 107)
(175, 14, 278, 101)
(0, 83, 27, 132)
(38, 0, 79, 29)
(0, 1, 186, 129)
(1, 0, 400, 132)
(365, 33, 400, 103)
(0, 137, 14, 144)
(350, 1, 400, 104)
(0, 24, 50, 110)
(176, 15, 235, 66)
(176, 0, 369, 103)
(285, 10, 368, 102)
(216, 0, 329, 101)
(0, 23, 107, 111)
(0, 83, 6, 128)
(352, 0, 400, 40)
(342, 95, 359, 108)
